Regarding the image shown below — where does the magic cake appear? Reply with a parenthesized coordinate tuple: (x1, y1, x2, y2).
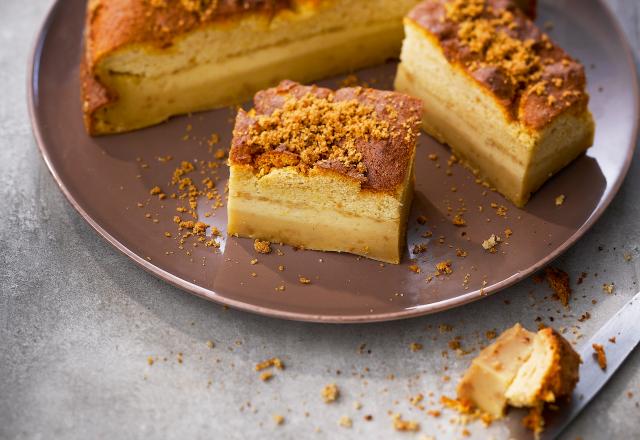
(227, 80, 422, 264)
(81, 0, 421, 135)
(395, 0, 595, 206)
(457, 324, 580, 431)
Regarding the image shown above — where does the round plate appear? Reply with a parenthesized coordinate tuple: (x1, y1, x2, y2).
(30, 0, 638, 323)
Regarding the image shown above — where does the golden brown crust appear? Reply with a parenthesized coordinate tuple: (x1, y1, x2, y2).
(229, 80, 422, 193)
(537, 327, 581, 403)
(407, 0, 589, 130)
(81, 0, 318, 133)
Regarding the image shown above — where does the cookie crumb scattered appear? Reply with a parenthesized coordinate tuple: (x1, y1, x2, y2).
(436, 260, 453, 275)
(410, 342, 423, 352)
(452, 214, 466, 226)
(273, 414, 285, 425)
(555, 194, 566, 206)
(544, 267, 572, 307)
(254, 239, 272, 254)
(482, 234, 501, 252)
(391, 413, 420, 432)
(339, 416, 352, 428)
(602, 283, 614, 294)
(322, 384, 340, 403)
(592, 343, 607, 370)
(255, 357, 285, 371)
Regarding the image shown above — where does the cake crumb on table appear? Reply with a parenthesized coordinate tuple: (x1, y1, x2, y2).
(255, 357, 285, 371)
(602, 283, 615, 294)
(555, 194, 566, 206)
(322, 383, 340, 403)
(410, 342, 423, 352)
(391, 413, 420, 432)
(544, 267, 572, 307)
(273, 414, 285, 425)
(339, 416, 353, 428)
(592, 344, 607, 370)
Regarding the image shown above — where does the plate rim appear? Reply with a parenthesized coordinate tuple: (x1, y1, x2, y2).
(27, 0, 640, 323)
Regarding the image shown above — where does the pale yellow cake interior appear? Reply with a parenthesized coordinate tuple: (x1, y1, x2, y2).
(457, 324, 535, 418)
(227, 164, 415, 264)
(395, 20, 595, 207)
(91, 0, 420, 134)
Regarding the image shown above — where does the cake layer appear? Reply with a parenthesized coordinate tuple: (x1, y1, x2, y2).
(395, 12, 595, 206)
(82, 0, 421, 134)
(227, 165, 415, 264)
(228, 195, 410, 264)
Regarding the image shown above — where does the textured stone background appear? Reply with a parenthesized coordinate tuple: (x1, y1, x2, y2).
(1, 1, 639, 439)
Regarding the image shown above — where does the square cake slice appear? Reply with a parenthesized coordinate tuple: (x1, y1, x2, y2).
(227, 80, 422, 264)
(395, 0, 595, 207)
(456, 324, 580, 428)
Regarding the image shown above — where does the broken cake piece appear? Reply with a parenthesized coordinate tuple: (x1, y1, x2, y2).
(227, 80, 422, 264)
(456, 323, 580, 431)
(394, 0, 595, 206)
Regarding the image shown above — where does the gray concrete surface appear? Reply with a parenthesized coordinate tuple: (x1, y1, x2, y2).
(1, 1, 639, 439)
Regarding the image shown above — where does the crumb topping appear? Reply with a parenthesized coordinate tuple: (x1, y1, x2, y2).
(409, 0, 589, 129)
(230, 81, 422, 192)
(242, 93, 390, 178)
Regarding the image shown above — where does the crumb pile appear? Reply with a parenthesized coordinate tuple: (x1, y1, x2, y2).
(145, 148, 226, 254)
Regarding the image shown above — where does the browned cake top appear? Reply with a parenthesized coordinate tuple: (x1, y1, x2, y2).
(86, 0, 308, 58)
(82, 0, 320, 130)
(230, 81, 422, 192)
(408, 0, 589, 129)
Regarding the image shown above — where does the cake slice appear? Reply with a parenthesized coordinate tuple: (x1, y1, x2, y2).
(227, 80, 422, 264)
(81, 0, 422, 135)
(395, 0, 595, 206)
(456, 324, 580, 429)
(456, 323, 536, 418)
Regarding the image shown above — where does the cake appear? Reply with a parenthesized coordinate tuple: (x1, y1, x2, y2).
(394, 0, 595, 207)
(456, 324, 580, 427)
(81, 0, 422, 135)
(227, 80, 422, 264)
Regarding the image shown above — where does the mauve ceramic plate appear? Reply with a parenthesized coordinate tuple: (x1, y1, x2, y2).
(29, 0, 638, 323)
